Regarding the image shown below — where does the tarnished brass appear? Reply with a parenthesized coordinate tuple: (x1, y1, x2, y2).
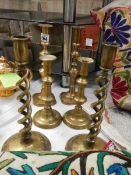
(100, 43, 118, 70)
(63, 57, 94, 129)
(12, 36, 30, 75)
(2, 36, 51, 151)
(65, 43, 118, 151)
(60, 26, 82, 105)
(33, 24, 53, 106)
(33, 54, 62, 129)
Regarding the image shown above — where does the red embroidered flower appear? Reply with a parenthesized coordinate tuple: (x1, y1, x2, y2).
(111, 75, 128, 105)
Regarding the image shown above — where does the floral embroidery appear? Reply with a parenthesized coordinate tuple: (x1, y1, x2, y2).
(104, 11, 130, 47)
(111, 75, 128, 105)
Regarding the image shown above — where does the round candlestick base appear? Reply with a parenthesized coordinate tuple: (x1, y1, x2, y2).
(2, 131, 51, 151)
(33, 109, 62, 129)
(65, 134, 106, 151)
(63, 108, 91, 129)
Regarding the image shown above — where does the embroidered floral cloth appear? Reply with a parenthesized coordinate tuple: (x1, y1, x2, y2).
(0, 151, 131, 175)
(92, 1, 131, 110)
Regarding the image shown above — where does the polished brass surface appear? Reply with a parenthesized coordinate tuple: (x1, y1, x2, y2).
(65, 43, 118, 151)
(65, 134, 106, 151)
(33, 54, 62, 129)
(63, 57, 94, 129)
(12, 36, 30, 75)
(2, 36, 51, 151)
(100, 43, 118, 70)
(2, 131, 51, 151)
(60, 27, 82, 105)
(33, 108, 62, 129)
(33, 24, 53, 106)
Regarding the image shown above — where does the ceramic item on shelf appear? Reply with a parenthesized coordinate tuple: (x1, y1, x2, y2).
(0, 56, 15, 97)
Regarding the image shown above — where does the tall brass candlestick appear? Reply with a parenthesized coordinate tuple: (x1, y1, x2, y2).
(2, 36, 51, 151)
(33, 24, 53, 107)
(33, 54, 62, 129)
(65, 43, 118, 151)
(60, 26, 82, 105)
(63, 57, 94, 129)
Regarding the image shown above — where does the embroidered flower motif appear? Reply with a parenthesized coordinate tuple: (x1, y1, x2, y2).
(104, 11, 131, 47)
(127, 49, 131, 62)
(111, 75, 128, 105)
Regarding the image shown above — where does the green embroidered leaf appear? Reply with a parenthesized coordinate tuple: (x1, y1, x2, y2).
(58, 151, 75, 156)
(122, 52, 130, 65)
(38, 162, 60, 172)
(0, 158, 15, 170)
(119, 96, 128, 107)
(11, 152, 27, 159)
(38, 152, 61, 156)
(97, 152, 109, 175)
(122, 150, 131, 158)
(105, 22, 111, 27)
(62, 161, 71, 175)
(39, 151, 75, 156)
(114, 70, 130, 82)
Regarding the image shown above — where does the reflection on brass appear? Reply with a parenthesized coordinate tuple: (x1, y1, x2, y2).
(33, 54, 62, 129)
(60, 26, 82, 105)
(12, 36, 30, 75)
(100, 43, 118, 70)
(33, 24, 53, 107)
(63, 57, 94, 129)
(0, 56, 15, 96)
(65, 43, 118, 151)
(2, 36, 51, 151)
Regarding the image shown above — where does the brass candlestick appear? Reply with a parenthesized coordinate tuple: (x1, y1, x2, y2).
(33, 54, 62, 129)
(63, 57, 94, 129)
(60, 26, 82, 105)
(2, 36, 51, 151)
(65, 43, 118, 151)
(33, 24, 53, 107)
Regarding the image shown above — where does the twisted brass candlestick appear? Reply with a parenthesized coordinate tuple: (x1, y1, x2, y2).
(65, 43, 118, 151)
(60, 26, 82, 105)
(2, 36, 51, 151)
(63, 57, 94, 129)
(33, 54, 62, 129)
(33, 24, 53, 107)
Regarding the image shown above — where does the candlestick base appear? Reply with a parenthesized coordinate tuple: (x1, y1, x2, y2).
(33, 93, 56, 107)
(63, 106, 91, 129)
(33, 108, 62, 129)
(65, 134, 106, 151)
(60, 92, 76, 105)
(2, 131, 51, 151)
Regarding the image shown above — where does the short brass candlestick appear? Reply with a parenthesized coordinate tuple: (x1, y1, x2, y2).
(63, 57, 94, 129)
(65, 43, 118, 151)
(2, 36, 51, 151)
(60, 26, 82, 105)
(33, 24, 53, 107)
(33, 54, 62, 129)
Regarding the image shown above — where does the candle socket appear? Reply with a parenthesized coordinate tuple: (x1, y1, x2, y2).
(2, 36, 51, 151)
(33, 55, 62, 129)
(63, 57, 94, 129)
(65, 43, 118, 151)
(60, 26, 82, 105)
(33, 24, 53, 107)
